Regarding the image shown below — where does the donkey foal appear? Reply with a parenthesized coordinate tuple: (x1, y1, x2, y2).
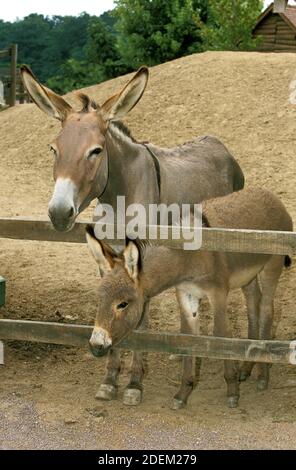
(86, 188, 293, 409)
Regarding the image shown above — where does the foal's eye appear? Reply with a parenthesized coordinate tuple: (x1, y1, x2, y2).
(117, 302, 128, 310)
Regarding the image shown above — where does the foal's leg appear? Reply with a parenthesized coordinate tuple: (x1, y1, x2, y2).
(172, 288, 202, 410)
(209, 289, 240, 408)
(169, 296, 202, 362)
(123, 301, 150, 406)
(240, 277, 261, 382)
(257, 256, 283, 391)
(96, 348, 121, 401)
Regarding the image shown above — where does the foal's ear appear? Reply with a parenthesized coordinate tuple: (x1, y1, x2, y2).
(86, 225, 117, 276)
(123, 238, 142, 282)
(101, 66, 148, 121)
(20, 65, 72, 121)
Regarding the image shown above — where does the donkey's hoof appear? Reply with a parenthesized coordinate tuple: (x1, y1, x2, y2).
(95, 384, 117, 401)
(123, 388, 142, 406)
(169, 354, 182, 362)
(257, 379, 268, 392)
(227, 396, 239, 408)
(239, 370, 250, 382)
(171, 398, 186, 410)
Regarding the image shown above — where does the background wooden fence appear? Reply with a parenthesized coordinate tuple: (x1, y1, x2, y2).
(0, 216, 295, 364)
(0, 44, 28, 108)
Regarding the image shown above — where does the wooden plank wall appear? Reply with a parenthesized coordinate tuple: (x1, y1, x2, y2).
(254, 12, 296, 52)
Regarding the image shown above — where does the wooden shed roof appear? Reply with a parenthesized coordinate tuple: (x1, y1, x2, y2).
(284, 5, 296, 28)
(256, 3, 296, 33)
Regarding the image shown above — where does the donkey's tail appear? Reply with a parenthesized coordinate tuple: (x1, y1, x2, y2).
(284, 255, 292, 268)
(232, 158, 245, 192)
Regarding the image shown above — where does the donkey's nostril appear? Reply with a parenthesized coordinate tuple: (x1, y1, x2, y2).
(68, 206, 74, 218)
(48, 205, 75, 220)
(89, 342, 109, 357)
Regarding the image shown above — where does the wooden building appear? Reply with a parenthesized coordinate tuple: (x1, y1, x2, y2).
(253, 3, 296, 52)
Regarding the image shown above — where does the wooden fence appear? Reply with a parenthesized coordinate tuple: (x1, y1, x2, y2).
(0, 216, 296, 364)
(0, 44, 28, 108)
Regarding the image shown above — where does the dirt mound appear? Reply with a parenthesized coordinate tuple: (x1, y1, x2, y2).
(1, 52, 296, 449)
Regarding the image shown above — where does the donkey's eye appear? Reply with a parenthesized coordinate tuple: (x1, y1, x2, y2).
(88, 147, 102, 159)
(117, 301, 128, 310)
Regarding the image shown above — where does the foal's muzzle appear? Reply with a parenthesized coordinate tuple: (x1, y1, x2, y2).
(89, 327, 112, 357)
(89, 343, 111, 357)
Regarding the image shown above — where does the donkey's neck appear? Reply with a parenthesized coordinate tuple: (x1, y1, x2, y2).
(99, 122, 159, 208)
(140, 246, 203, 299)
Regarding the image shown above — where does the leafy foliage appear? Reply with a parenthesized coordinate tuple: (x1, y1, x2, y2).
(113, 0, 208, 69)
(0, 2, 265, 93)
(200, 0, 264, 51)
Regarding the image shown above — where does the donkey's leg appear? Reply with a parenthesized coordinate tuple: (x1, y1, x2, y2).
(257, 256, 283, 392)
(96, 348, 121, 401)
(240, 277, 261, 382)
(123, 301, 150, 406)
(172, 288, 202, 410)
(169, 296, 202, 362)
(209, 289, 240, 408)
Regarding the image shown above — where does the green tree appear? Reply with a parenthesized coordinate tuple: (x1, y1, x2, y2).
(44, 13, 93, 80)
(47, 58, 104, 94)
(85, 17, 125, 79)
(6, 14, 53, 81)
(113, 0, 207, 69)
(201, 0, 263, 51)
(47, 16, 124, 93)
(0, 20, 13, 49)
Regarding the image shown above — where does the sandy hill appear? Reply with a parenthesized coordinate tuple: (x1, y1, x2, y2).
(0, 51, 296, 221)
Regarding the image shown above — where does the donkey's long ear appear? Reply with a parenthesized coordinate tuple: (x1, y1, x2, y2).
(86, 225, 117, 276)
(123, 238, 142, 282)
(20, 65, 72, 121)
(101, 66, 148, 121)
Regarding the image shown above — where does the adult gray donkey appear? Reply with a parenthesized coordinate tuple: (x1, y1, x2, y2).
(21, 65, 244, 405)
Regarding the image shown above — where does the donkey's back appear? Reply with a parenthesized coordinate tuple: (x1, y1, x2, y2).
(152, 135, 244, 205)
(203, 187, 293, 232)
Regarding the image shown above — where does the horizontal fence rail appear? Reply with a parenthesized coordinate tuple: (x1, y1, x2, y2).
(0, 319, 296, 364)
(0, 216, 295, 255)
(0, 50, 10, 59)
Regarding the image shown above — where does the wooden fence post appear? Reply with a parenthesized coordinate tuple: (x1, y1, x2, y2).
(9, 44, 17, 107)
(0, 277, 5, 307)
(0, 276, 5, 365)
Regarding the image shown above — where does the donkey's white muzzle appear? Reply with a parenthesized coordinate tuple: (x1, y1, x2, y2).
(89, 327, 112, 357)
(48, 178, 78, 232)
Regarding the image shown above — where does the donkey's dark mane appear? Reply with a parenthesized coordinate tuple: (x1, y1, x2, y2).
(76, 93, 140, 143)
(77, 92, 98, 112)
(110, 121, 139, 143)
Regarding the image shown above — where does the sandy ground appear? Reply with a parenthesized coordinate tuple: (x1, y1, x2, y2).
(1, 51, 296, 449)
